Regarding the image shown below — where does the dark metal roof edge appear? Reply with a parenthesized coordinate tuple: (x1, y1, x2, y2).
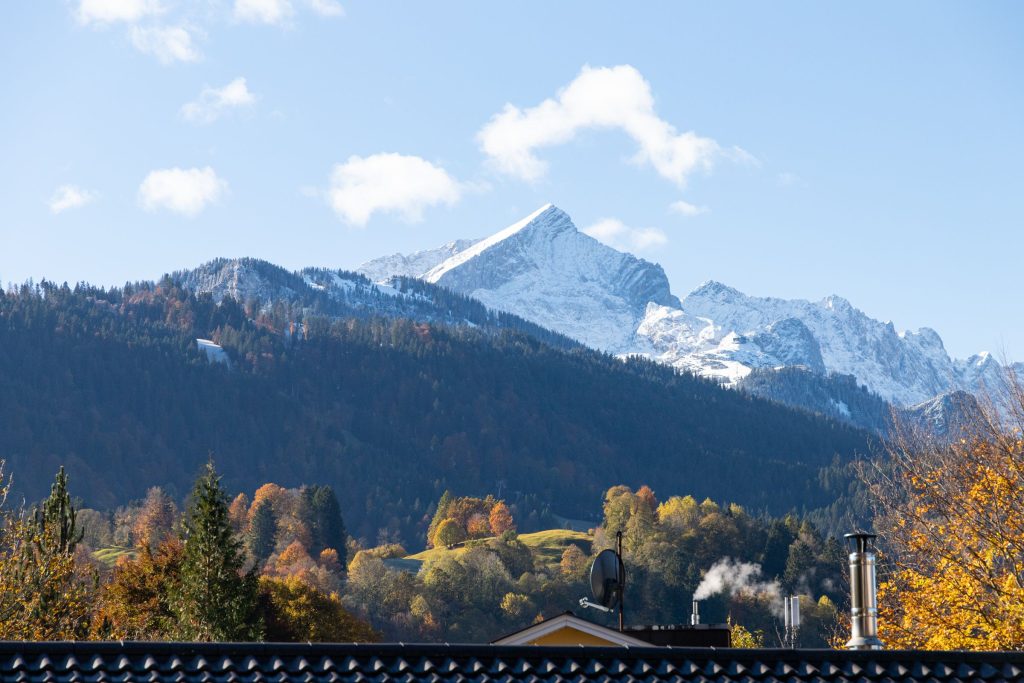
(0, 641, 1021, 663)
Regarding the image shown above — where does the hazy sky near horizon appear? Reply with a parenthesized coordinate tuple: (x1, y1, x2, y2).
(2, 2, 1022, 359)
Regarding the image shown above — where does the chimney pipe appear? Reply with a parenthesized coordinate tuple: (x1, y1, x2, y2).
(690, 599, 700, 625)
(844, 532, 883, 650)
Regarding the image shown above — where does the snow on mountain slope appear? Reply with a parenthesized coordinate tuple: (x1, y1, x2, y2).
(422, 204, 680, 352)
(178, 209, 1012, 410)
(355, 204, 1014, 407)
(357, 238, 480, 284)
(668, 282, 967, 405)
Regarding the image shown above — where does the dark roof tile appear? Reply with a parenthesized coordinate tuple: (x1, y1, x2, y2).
(0, 642, 1021, 683)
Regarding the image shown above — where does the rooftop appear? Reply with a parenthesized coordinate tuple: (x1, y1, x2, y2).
(2, 641, 1023, 683)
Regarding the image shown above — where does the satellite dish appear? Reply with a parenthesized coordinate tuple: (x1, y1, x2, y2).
(590, 548, 625, 609)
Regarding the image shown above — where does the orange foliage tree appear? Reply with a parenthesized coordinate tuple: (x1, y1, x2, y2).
(489, 501, 515, 535)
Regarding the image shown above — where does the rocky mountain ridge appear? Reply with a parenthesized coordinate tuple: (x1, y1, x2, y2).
(356, 204, 1016, 409)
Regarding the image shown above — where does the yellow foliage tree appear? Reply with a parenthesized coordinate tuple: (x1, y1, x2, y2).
(258, 575, 379, 642)
(0, 520, 93, 640)
(228, 493, 250, 534)
(433, 518, 466, 547)
(869, 379, 1024, 650)
(728, 617, 764, 648)
(0, 466, 93, 641)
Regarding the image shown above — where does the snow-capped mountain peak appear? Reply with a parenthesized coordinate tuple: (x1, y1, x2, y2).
(419, 204, 680, 352)
(423, 203, 560, 282)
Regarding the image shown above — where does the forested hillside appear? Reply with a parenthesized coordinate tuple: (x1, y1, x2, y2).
(738, 367, 896, 434)
(0, 279, 873, 545)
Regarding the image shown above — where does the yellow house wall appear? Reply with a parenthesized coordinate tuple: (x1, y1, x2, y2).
(528, 626, 623, 647)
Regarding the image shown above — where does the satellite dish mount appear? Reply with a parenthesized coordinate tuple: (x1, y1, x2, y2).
(579, 530, 626, 631)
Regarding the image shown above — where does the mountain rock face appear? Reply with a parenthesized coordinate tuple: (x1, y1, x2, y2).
(902, 390, 984, 438)
(355, 204, 1014, 408)
(659, 282, 1004, 406)
(420, 204, 681, 352)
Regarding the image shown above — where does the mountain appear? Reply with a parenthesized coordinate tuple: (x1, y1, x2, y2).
(358, 204, 1015, 409)
(363, 204, 680, 353)
(172, 257, 578, 351)
(663, 282, 1003, 406)
(902, 390, 984, 439)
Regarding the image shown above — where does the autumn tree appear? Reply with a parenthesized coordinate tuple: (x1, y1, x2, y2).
(0, 467, 91, 640)
(258, 575, 378, 642)
(228, 493, 250, 534)
(489, 501, 515, 535)
(95, 538, 184, 639)
(868, 377, 1024, 650)
(433, 518, 466, 547)
(467, 513, 490, 537)
(559, 544, 588, 579)
(0, 519, 91, 640)
(133, 486, 178, 551)
(174, 463, 261, 641)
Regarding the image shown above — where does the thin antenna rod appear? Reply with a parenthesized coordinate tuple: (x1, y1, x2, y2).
(617, 530, 624, 632)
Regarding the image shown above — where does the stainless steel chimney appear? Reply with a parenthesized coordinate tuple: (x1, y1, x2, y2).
(844, 532, 883, 650)
(690, 599, 700, 625)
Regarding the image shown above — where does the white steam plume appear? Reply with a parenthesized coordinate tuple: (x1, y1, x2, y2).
(694, 558, 782, 609)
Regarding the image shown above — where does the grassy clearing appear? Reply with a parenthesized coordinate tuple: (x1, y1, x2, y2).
(92, 546, 137, 566)
(403, 529, 592, 572)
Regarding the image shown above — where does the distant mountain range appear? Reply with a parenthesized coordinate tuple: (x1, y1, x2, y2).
(354, 204, 1016, 427)
(166, 204, 1013, 434)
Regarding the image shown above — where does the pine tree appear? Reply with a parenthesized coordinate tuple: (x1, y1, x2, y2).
(248, 499, 277, 563)
(174, 463, 261, 641)
(35, 466, 82, 557)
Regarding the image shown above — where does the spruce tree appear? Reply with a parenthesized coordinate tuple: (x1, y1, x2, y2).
(175, 463, 261, 641)
(426, 490, 453, 547)
(248, 500, 277, 563)
(296, 485, 347, 560)
(311, 486, 347, 563)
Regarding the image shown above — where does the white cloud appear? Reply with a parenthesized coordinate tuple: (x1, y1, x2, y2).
(138, 166, 227, 217)
(308, 0, 344, 17)
(582, 218, 668, 253)
(669, 200, 709, 217)
(49, 185, 96, 214)
(234, 0, 294, 24)
(327, 153, 462, 226)
(181, 77, 256, 124)
(478, 64, 750, 186)
(76, 0, 162, 25)
(130, 25, 201, 63)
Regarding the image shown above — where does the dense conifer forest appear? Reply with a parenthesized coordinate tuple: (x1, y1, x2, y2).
(0, 279, 874, 545)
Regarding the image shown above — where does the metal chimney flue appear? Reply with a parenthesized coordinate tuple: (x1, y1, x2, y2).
(844, 532, 883, 650)
(690, 599, 700, 626)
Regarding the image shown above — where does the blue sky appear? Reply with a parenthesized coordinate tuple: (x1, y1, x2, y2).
(1, 2, 1022, 359)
